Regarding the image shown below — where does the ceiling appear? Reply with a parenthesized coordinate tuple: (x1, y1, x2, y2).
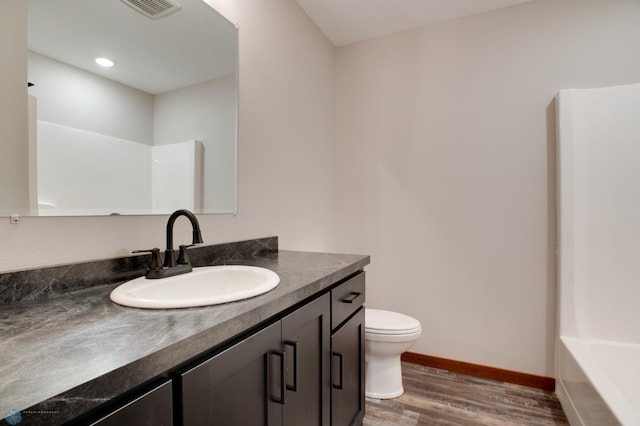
(28, 0, 236, 94)
(26, 0, 534, 93)
(294, 0, 534, 46)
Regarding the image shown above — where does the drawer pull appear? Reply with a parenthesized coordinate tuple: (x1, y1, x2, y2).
(332, 352, 343, 389)
(283, 340, 298, 392)
(341, 292, 361, 304)
(269, 350, 286, 405)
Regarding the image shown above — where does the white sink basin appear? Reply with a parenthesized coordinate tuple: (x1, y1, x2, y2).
(110, 265, 280, 309)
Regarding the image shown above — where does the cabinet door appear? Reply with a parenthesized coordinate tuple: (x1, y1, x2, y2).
(281, 293, 331, 426)
(88, 380, 173, 426)
(178, 321, 283, 426)
(331, 308, 365, 426)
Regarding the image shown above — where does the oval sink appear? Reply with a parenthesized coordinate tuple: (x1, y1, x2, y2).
(110, 265, 280, 309)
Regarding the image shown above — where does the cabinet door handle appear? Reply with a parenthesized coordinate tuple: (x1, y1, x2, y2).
(332, 352, 343, 390)
(269, 350, 286, 405)
(283, 340, 298, 392)
(341, 292, 361, 304)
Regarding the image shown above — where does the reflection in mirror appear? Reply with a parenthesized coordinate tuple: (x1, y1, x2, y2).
(10, 0, 237, 216)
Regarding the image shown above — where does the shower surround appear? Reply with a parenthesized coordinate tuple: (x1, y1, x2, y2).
(556, 82, 640, 425)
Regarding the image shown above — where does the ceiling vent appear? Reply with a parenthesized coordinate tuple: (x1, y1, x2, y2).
(120, 0, 182, 20)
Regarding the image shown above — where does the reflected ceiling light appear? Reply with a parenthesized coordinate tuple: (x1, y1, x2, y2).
(95, 57, 115, 67)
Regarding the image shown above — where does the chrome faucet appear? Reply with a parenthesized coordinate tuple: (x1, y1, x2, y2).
(136, 209, 203, 279)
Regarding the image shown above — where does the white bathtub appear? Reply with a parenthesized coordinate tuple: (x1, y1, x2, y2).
(557, 338, 640, 425)
(556, 84, 640, 426)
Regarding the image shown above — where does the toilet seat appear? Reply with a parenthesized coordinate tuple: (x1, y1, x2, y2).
(365, 309, 421, 335)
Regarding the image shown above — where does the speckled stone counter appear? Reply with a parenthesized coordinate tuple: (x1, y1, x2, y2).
(0, 238, 369, 425)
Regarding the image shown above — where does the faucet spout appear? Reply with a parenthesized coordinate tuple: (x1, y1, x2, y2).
(164, 209, 203, 268)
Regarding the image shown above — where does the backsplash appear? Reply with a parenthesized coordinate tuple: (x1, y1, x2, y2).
(0, 237, 278, 305)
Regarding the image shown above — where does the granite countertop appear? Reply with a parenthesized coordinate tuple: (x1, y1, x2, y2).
(0, 248, 369, 425)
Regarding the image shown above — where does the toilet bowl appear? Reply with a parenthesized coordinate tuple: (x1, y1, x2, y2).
(365, 308, 422, 399)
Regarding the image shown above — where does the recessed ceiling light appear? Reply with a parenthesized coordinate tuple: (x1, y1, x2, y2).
(95, 57, 115, 67)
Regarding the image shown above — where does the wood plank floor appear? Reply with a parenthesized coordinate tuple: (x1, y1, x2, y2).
(363, 362, 569, 426)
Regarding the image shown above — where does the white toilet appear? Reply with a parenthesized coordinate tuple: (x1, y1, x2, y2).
(365, 308, 422, 399)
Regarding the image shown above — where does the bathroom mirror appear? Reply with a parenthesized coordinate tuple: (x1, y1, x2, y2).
(6, 0, 237, 217)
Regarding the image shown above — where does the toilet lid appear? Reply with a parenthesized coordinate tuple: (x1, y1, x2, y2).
(365, 309, 421, 335)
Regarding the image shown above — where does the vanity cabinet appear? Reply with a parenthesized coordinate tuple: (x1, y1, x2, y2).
(176, 293, 331, 426)
(72, 271, 365, 426)
(330, 272, 366, 426)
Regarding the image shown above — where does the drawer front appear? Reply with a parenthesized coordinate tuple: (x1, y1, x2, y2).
(331, 272, 365, 330)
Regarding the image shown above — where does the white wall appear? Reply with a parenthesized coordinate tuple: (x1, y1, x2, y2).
(335, 0, 640, 377)
(28, 52, 154, 145)
(0, 1, 29, 215)
(0, 0, 337, 270)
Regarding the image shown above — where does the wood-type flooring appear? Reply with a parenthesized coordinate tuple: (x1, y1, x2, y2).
(363, 362, 569, 426)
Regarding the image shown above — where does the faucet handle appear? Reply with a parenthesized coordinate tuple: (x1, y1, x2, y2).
(177, 244, 195, 265)
(133, 248, 163, 271)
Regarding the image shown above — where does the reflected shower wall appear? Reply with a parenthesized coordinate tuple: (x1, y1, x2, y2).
(25, 50, 236, 216)
(35, 121, 202, 216)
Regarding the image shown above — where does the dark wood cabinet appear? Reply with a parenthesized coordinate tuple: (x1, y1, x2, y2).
(331, 272, 365, 426)
(178, 321, 283, 426)
(82, 272, 365, 426)
(282, 293, 331, 426)
(88, 380, 173, 426)
(331, 308, 365, 426)
(177, 293, 332, 426)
